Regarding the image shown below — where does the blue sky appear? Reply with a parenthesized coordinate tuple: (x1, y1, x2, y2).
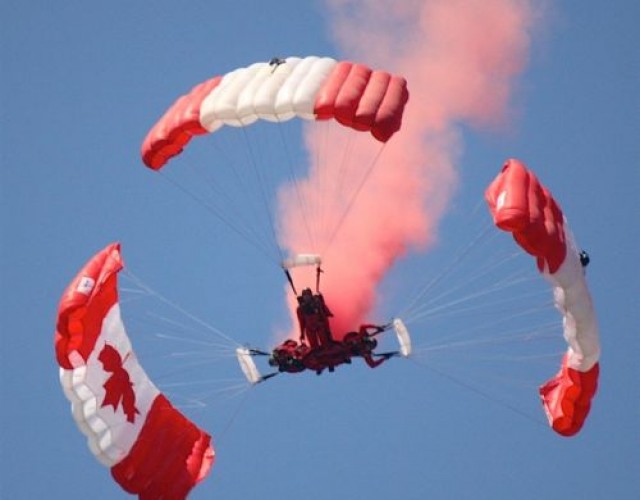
(2, 1, 639, 499)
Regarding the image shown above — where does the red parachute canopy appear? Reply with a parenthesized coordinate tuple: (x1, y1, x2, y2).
(55, 243, 214, 498)
(141, 56, 409, 169)
(485, 159, 600, 436)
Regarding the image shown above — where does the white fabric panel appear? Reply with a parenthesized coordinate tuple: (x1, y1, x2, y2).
(59, 304, 160, 466)
(212, 63, 264, 127)
(292, 57, 337, 119)
(544, 226, 600, 371)
(200, 66, 246, 130)
(273, 56, 321, 119)
(235, 63, 274, 125)
(200, 56, 338, 132)
(256, 57, 301, 121)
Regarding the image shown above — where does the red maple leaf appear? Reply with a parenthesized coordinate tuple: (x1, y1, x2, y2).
(98, 344, 140, 423)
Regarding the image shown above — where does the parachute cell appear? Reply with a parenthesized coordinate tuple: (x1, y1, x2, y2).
(141, 56, 409, 169)
(485, 159, 600, 436)
(55, 243, 214, 497)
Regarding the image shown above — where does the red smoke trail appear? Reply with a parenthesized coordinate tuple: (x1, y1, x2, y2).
(279, 0, 537, 338)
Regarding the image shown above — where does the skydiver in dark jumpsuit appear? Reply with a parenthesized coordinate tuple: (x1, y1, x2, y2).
(296, 288, 334, 349)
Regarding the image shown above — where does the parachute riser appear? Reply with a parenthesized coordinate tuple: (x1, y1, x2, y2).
(284, 269, 297, 295)
(363, 322, 393, 339)
(281, 254, 323, 295)
(258, 372, 279, 383)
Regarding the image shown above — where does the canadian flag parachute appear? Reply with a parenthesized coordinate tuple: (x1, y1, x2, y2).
(54, 243, 214, 498)
(485, 159, 600, 436)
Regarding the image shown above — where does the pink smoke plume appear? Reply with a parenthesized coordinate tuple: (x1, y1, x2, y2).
(279, 0, 537, 339)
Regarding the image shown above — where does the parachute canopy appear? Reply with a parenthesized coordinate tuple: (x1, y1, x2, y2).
(281, 253, 322, 270)
(141, 56, 409, 169)
(392, 318, 412, 358)
(55, 243, 214, 497)
(485, 159, 600, 436)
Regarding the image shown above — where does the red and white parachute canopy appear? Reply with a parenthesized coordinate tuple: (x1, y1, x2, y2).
(141, 55, 408, 169)
(485, 159, 600, 436)
(54, 243, 214, 498)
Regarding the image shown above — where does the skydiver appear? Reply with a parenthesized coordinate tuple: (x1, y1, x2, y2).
(268, 340, 305, 373)
(344, 325, 397, 368)
(296, 288, 334, 349)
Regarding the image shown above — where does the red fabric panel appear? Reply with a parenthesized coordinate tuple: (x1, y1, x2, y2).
(539, 356, 599, 436)
(487, 159, 530, 232)
(141, 76, 222, 169)
(352, 71, 391, 132)
(111, 394, 214, 499)
(371, 75, 409, 143)
(314, 62, 408, 142)
(485, 159, 566, 273)
(54, 243, 123, 369)
(333, 63, 373, 128)
(314, 61, 353, 120)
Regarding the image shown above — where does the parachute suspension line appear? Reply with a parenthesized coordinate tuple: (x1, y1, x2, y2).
(406, 248, 522, 317)
(398, 220, 496, 321)
(408, 357, 549, 429)
(410, 288, 553, 332)
(148, 359, 244, 392)
(333, 128, 358, 207)
(162, 382, 253, 412)
(413, 322, 559, 356)
(404, 256, 536, 324)
(275, 119, 317, 252)
(310, 134, 330, 251)
(321, 143, 387, 256)
(311, 122, 330, 252)
(188, 144, 282, 262)
(122, 267, 241, 349)
(401, 193, 549, 323)
(141, 316, 239, 355)
(172, 377, 253, 406)
(155, 343, 239, 365)
(157, 170, 278, 264)
(468, 195, 490, 218)
(122, 301, 240, 355)
(239, 126, 287, 264)
(310, 122, 354, 252)
(409, 311, 560, 369)
(409, 258, 533, 320)
(213, 385, 256, 448)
